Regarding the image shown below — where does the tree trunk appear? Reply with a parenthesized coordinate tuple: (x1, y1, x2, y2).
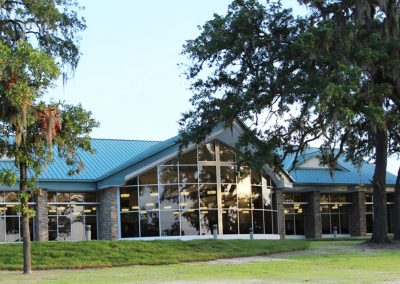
(394, 166, 400, 241)
(370, 127, 389, 243)
(20, 162, 32, 274)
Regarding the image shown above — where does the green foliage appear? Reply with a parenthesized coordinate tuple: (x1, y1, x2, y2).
(179, 0, 400, 172)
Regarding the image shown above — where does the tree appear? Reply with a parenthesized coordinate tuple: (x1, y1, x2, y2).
(0, 1, 98, 274)
(179, 0, 400, 243)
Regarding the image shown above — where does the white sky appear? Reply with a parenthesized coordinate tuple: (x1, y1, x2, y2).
(45, 0, 398, 175)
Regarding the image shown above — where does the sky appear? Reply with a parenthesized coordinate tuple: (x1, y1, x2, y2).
(45, 0, 398, 175)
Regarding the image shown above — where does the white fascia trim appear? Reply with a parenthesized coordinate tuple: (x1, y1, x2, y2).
(124, 127, 229, 182)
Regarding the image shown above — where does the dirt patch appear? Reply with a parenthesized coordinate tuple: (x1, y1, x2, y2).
(360, 240, 400, 251)
(207, 256, 290, 265)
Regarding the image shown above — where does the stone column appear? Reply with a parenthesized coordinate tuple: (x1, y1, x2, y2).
(303, 191, 322, 238)
(275, 189, 285, 239)
(348, 191, 366, 236)
(98, 187, 119, 240)
(34, 189, 48, 241)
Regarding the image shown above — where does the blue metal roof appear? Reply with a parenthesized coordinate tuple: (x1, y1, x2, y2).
(0, 135, 396, 188)
(0, 139, 160, 182)
(283, 148, 397, 186)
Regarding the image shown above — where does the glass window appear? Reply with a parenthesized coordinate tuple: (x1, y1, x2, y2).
(251, 171, 262, 185)
(71, 215, 85, 241)
(139, 168, 158, 185)
(200, 209, 218, 235)
(159, 185, 179, 210)
(252, 210, 264, 234)
(6, 204, 18, 216)
(285, 213, 295, 235)
(70, 193, 84, 203)
(179, 166, 198, 184)
(6, 217, 20, 242)
(139, 186, 159, 210)
(57, 216, 71, 241)
(179, 149, 197, 164)
(180, 185, 199, 209)
(295, 213, 304, 235)
(219, 143, 235, 162)
(239, 209, 251, 234)
(251, 186, 263, 209)
(121, 212, 139, 238)
(120, 187, 139, 211)
(85, 192, 97, 203)
(57, 193, 70, 203)
(221, 184, 237, 209)
(198, 142, 216, 161)
(222, 209, 238, 234)
(321, 214, 331, 234)
(158, 166, 178, 184)
(5, 192, 18, 202)
(199, 166, 217, 183)
(199, 185, 217, 209)
(85, 216, 97, 240)
(0, 191, 4, 203)
(220, 166, 236, 183)
(160, 210, 180, 236)
(181, 210, 200, 236)
(264, 210, 273, 234)
(0, 215, 6, 242)
(48, 192, 57, 203)
(140, 211, 159, 237)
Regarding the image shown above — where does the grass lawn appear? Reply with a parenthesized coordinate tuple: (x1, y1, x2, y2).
(0, 240, 399, 283)
(0, 239, 308, 270)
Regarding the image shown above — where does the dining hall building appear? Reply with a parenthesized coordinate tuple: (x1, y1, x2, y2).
(0, 121, 397, 242)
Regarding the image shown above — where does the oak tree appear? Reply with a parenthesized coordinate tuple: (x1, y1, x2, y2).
(180, 0, 400, 243)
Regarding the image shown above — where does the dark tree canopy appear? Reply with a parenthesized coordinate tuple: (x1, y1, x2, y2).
(180, 0, 400, 243)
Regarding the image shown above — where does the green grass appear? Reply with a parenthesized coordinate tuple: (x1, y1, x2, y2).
(0, 239, 308, 270)
(1, 240, 400, 283)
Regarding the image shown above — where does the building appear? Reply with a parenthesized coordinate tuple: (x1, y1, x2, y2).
(0, 121, 397, 242)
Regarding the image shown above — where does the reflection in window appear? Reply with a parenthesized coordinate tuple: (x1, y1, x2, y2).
(199, 166, 217, 183)
(221, 184, 237, 209)
(181, 210, 200, 236)
(140, 211, 159, 237)
(120, 187, 139, 211)
(220, 166, 236, 183)
(160, 210, 180, 236)
(159, 185, 179, 210)
(121, 212, 139, 238)
(239, 209, 252, 234)
(119, 140, 278, 239)
(139, 168, 158, 185)
(223, 209, 238, 234)
(180, 185, 199, 209)
(200, 210, 218, 235)
(48, 192, 98, 241)
(179, 166, 198, 184)
(198, 142, 215, 161)
(199, 185, 218, 209)
(139, 186, 159, 210)
(219, 143, 235, 162)
(158, 166, 178, 184)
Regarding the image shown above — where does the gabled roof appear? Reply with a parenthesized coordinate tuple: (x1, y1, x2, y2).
(0, 138, 160, 182)
(283, 148, 397, 186)
(0, 132, 397, 188)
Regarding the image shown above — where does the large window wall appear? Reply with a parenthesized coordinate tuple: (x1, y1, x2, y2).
(48, 192, 98, 241)
(365, 192, 394, 234)
(320, 193, 350, 235)
(283, 193, 306, 235)
(0, 190, 35, 242)
(120, 141, 278, 239)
